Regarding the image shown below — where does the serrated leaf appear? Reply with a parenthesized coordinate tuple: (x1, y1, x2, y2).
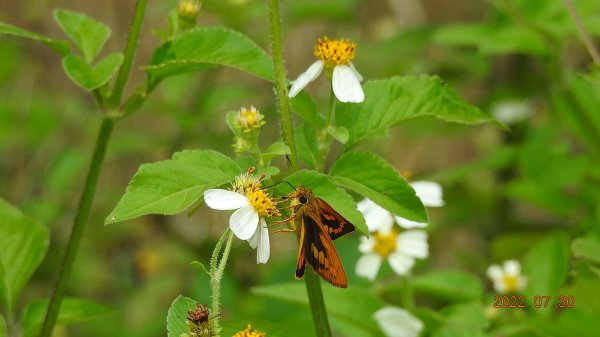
(329, 152, 427, 223)
(0, 22, 70, 55)
(522, 232, 569, 316)
(54, 9, 110, 63)
(412, 270, 483, 302)
(147, 27, 274, 87)
(62, 53, 123, 90)
(336, 76, 499, 148)
(167, 296, 199, 337)
(572, 236, 600, 264)
(0, 199, 49, 312)
(106, 150, 242, 224)
(283, 170, 368, 235)
(295, 124, 320, 169)
(252, 283, 383, 336)
(22, 297, 113, 337)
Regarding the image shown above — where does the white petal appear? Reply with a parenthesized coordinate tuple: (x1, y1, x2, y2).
(388, 252, 416, 275)
(358, 236, 376, 253)
(396, 230, 428, 259)
(493, 280, 506, 293)
(518, 276, 527, 290)
(204, 189, 249, 210)
(332, 64, 364, 103)
(410, 181, 444, 207)
(486, 264, 503, 281)
(394, 216, 428, 229)
(373, 307, 423, 337)
(247, 225, 260, 249)
(256, 218, 270, 264)
(503, 260, 521, 276)
(349, 62, 363, 82)
(229, 205, 259, 240)
(357, 198, 394, 233)
(288, 60, 324, 98)
(356, 253, 382, 280)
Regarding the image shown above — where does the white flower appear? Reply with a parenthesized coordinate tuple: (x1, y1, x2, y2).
(373, 307, 424, 337)
(355, 181, 443, 280)
(491, 99, 531, 125)
(203, 174, 280, 264)
(289, 37, 364, 103)
(487, 260, 527, 293)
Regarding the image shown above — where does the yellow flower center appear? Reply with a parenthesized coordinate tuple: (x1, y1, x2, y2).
(233, 324, 266, 337)
(502, 274, 520, 293)
(237, 106, 263, 130)
(177, 0, 200, 18)
(314, 37, 356, 67)
(246, 185, 281, 217)
(372, 230, 398, 258)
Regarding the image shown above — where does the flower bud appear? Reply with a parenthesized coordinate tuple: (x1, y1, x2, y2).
(237, 106, 264, 131)
(177, 0, 201, 20)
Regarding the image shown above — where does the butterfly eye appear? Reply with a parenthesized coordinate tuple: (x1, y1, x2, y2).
(299, 195, 308, 204)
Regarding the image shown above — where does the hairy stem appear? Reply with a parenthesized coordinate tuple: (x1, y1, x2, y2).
(108, 0, 149, 109)
(267, 0, 332, 336)
(40, 117, 116, 337)
(210, 230, 234, 337)
(563, 0, 600, 65)
(267, 0, 297, 171)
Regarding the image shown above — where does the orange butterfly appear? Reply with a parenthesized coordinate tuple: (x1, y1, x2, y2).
(278, 186, 355, 288)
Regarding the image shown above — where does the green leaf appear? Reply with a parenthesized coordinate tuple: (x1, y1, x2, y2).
(290, 91, 324, 127)
(522, 232, 569, 316)
(147, 27, 274, 86)
(106, 150, 242, 224)
(295, 124, 320, 169)
(0, 199, 49, 312)
(329, 152, 427, 223)
(336, 76, 499, 148)
(0, 22, 70, 55)
(22, 297, 113, 337)
(62, 53, 124, 90)
(327, 126, 349, 144)
(261, 141, 291, 165)
(440, 301, 488, 330)
(166, 296, 199, 337)
(252, 283, 383, 336)
(0, 315, 5, 337)
(190, 261, 209, 276)
(572, 236, 600, 264)
(54, 9, 110, 63)
(412, 270, 483, 302)
(283, 170, 368, 235)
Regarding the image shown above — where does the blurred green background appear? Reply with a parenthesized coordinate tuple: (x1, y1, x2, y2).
(1, 0, 599, 336)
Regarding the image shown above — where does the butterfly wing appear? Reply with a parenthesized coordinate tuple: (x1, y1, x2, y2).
(297, 212, 348, 288)
(316, 197, 355, 240)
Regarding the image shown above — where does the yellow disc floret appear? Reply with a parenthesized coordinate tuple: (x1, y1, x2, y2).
(314, 37, 357, 67)
(372, 230, 398, 258)
(237, 105, 264, 131)
(246, 185, 281, 218)
(502, 274, 520, 293)
(233, 325, 266, 337)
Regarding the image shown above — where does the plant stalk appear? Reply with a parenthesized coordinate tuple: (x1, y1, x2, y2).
(267, 0, 298, 171)
(210, 230, 234, 336)
(40, 117, 116, 337)
(267, 0, 332, 336)
(108, 0, 149, 109)
(563, 0, 600, 65)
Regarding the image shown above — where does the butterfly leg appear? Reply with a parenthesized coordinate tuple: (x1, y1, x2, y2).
(270, 228, 297, 234)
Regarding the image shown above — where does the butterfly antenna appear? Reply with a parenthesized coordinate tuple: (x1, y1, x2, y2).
(264, 180, 296, 191)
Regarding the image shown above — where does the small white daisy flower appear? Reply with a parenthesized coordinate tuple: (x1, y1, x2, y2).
(204, 173, 280, 264)
(289, 37, 364, 103)
(373, 306, 424, 337)
(355, 181, 443, 280)
(486, 259, 527, 293)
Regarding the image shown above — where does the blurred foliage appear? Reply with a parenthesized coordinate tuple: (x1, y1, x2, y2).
(1, 0, 600, 336)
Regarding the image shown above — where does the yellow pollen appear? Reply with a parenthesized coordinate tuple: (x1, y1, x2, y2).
(246, 186, 281, 218)
(502, 275, 520, 293)
(372, 230, 398, 258)
(237, 106, 262, 130)
(313, 37, 356, 67)
(232, 324, 266, 337)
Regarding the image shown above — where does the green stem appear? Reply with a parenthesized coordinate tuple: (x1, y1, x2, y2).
(108, 0, 149, 109)
(401, 276, 415, 310)
(40, 117, 116, 337)
(267, 0, 332, 336)
(563, 0, 600, 64)
(267, 0, 297, 171)
(210, 230, 234, 337)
